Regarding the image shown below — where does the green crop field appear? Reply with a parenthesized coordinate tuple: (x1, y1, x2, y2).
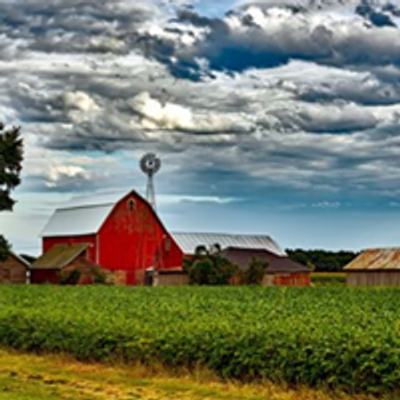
(0, 286, 399, 395)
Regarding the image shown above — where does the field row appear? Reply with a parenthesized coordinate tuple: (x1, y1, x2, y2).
(0, 286, 399, 394)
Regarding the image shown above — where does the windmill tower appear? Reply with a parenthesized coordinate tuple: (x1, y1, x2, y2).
(140, 153, 161, 210)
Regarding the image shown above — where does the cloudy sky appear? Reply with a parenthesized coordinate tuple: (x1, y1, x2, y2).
(2, 0, 400, 255)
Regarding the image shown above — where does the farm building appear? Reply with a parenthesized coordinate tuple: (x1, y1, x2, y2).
(221, 247, 311, 286)
(161, 233, 311, 286)
(30, 243, 100, 284)
(38, 189, 304, 286)
(345, 248, 400, 286)
(0, 251, 30, 284)
(38, 190, 183, 285)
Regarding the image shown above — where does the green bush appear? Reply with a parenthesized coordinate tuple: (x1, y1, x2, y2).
(183, 245, 238, 285)
(240, 257, 268, 285)
(90, 266, 107, 284)
(59, 268, 81, 285)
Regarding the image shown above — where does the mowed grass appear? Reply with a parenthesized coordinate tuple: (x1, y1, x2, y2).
(0, 348, 392, 400)
(0, 286, 400, 395)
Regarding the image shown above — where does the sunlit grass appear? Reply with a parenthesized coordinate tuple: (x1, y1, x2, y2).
(0, 348, 393, 400)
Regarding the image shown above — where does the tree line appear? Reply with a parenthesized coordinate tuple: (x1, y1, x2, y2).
(286, 249, 358, 272)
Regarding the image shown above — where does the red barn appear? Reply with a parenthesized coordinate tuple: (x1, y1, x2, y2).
(37, 190, 183, 285)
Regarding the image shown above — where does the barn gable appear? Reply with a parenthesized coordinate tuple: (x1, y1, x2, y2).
(42, 190, 131, 237)
(42, 189, 173, 239)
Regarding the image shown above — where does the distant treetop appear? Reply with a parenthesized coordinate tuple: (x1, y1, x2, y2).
(286, 249, 358, 272)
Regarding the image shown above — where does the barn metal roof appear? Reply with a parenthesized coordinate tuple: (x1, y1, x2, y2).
(171, 232, 286, 256)
(344, 248, 400, 271)
(41, 189, 133, 237)
(31, 243, 89, 270)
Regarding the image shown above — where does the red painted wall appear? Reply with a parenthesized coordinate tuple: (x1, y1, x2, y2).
(31, 269, 60, 284)
(98, 193, 183, 284)
(273, 273, 311, 286)
(43, 235, 98, 264)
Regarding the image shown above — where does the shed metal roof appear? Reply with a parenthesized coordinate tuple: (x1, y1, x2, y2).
(31, 243, 89, 270)
(171, 232, 286, 256)
(221, 247, 310, 273)
(344, 248, 400, 271)
(41, 189, 135, 237)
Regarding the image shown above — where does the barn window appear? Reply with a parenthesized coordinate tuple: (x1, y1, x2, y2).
(127, 198, 136, 211)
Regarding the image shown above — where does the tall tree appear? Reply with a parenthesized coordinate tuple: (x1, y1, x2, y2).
(0, 123, 23, 261)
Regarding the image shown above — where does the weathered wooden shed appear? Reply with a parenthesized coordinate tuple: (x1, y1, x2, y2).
(30, 243, 98, 284)
(345, 248, 400, 286)
(0, 252, 29, 284)
(221, 247, 311, 286)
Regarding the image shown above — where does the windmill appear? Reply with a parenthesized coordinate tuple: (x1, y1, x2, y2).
(140, 153, 161, 210)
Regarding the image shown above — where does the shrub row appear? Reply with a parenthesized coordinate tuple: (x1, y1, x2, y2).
(0, 286, 399, 394)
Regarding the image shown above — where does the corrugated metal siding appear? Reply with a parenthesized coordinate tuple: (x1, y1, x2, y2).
(171, 232, 285, 256)
(347, 271, 400, 286)
(344, 248, 400, 271)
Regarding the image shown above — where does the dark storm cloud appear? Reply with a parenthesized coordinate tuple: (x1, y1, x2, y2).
(6, 81, 67, 123)
(298, 78, 400, 106)
(355, 1, 396, 27)
(3, 0, 400, 79)
(280, 104, 378, 133)
(137, 2, 400, 79)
